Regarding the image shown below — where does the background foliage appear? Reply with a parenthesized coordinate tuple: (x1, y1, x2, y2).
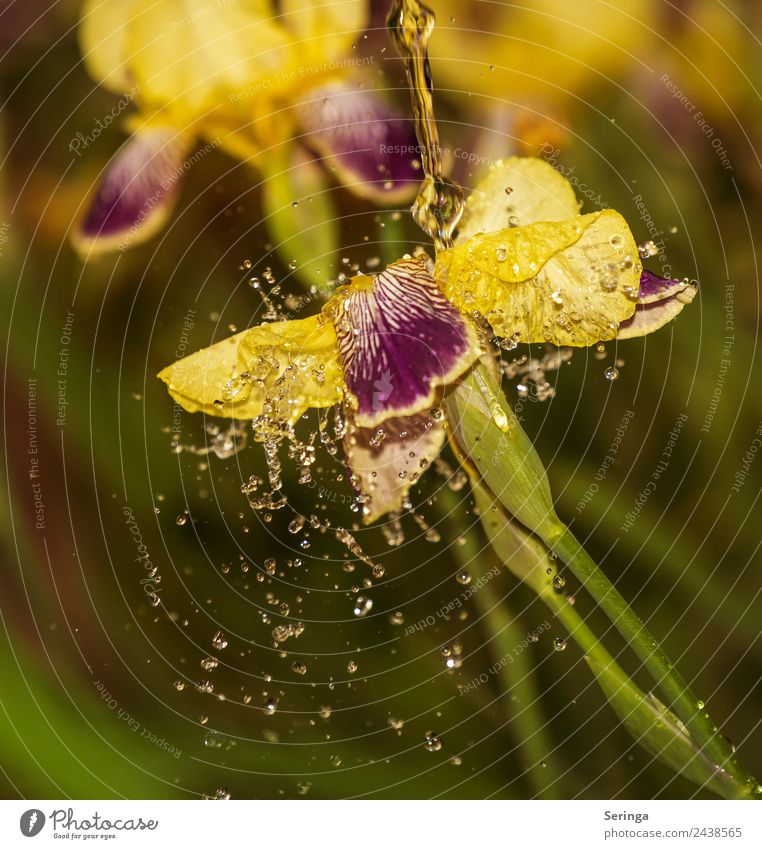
(1, 0, 760, 799)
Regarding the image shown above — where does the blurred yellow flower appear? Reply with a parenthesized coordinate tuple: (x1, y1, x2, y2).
(73, 0, 420, 262)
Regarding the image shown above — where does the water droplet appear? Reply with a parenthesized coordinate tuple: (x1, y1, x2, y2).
(288, 516, 305, 534)
(329, 754, 342, 767)
(204, 787, 231, 800)
(212, 631, 228, 650)
(552, 574, 566, 590)
(353, 596, 373, 617)
(204, 730, 224, 748)
(604, 366, 620, 381)
(263, 696, 278, 715)
(553, 637, 567, 652)
(455, 569, 472, 585)
(291, 661, 308, 675)
(424, 731, 443, 752)
(176, 514, 188, 526)
(347, 660, 358, 674)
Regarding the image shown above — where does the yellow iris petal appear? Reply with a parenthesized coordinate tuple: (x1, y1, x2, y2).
(79, 0, 135, 95)
(457, 156, 580, 242)
(437, 210, 642, 346)
(157, 315, 344, 424)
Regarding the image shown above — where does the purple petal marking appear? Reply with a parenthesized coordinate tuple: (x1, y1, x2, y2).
(295, 81, 420, 203)
(637, 269, 694, 304)
(73, 127, 189, 256)
(344, 413, 445, 523)
(618, 269, 697, 339)
(330, 257, 480, 427)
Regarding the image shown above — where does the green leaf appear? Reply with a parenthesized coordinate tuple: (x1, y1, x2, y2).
(260, 144, 339, 290)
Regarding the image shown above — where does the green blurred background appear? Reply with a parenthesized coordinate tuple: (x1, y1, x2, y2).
(1, 0, 760, 799)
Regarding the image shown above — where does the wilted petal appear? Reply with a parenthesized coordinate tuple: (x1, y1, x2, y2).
(457, 156, 580, 242)
(158, 315, 344, 425)
(344, 414, 445, 523)
(437, 210, 642, 346)
(326, 256, 480, 427)
(72, 127, 190, 257)
(296, 82, 420, 203)
(617, 270, 697, 339)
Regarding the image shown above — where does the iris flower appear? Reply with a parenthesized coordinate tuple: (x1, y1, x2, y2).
(73, 0, 419, 257)
(159, 156, 695, 522)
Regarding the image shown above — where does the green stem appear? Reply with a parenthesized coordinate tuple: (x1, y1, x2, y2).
(439, 490, 566, 798)
(472, 480, 754, 799)
(447, 359, 760, 798)
(543, 525, 758, 797)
